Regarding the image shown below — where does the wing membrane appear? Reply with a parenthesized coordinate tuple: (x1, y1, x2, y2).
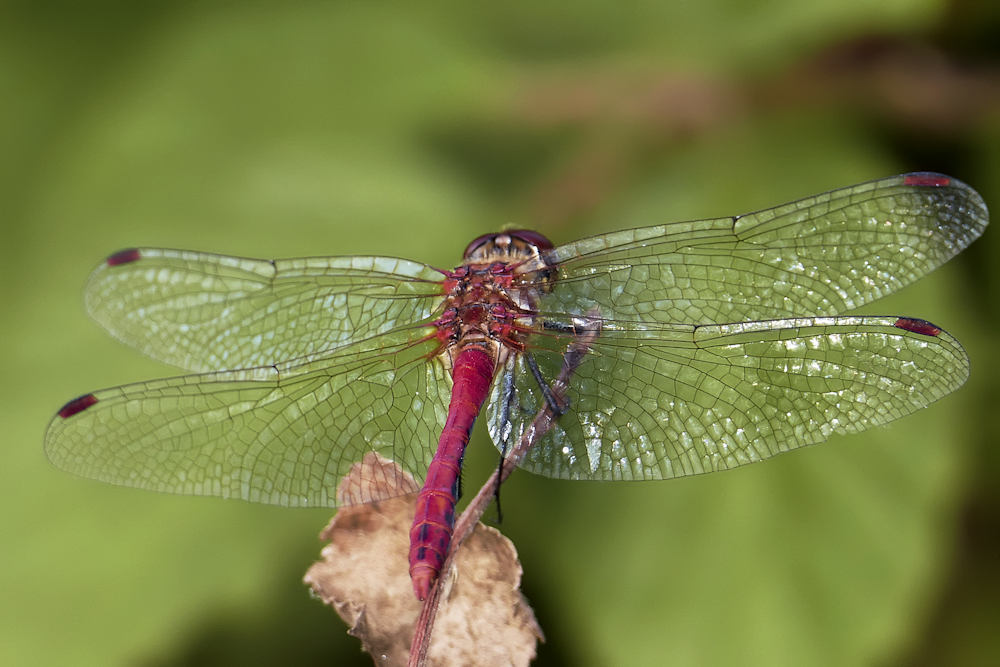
(45, 329, 450, 507)
(542, 173, 987, 324)
(85, 249, 446, 372)
(59, 173, 986, 495)
(487, 316, 968, 481)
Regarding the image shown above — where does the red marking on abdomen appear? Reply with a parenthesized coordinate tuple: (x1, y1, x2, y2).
(106, 249, 142, 266)
(894, 317, 941, 336)
(903, 173, 951, 187)
(58, 394, 99, 419)
(409, 346, 496, 600)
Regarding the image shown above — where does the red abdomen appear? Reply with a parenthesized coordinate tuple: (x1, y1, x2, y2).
(408, 346, 496, 599)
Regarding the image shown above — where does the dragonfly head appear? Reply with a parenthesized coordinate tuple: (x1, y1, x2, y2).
(462, 230, 553, 266)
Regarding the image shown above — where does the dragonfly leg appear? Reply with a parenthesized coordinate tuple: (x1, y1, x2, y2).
(492, 460, 504, 525)
(491, 365, 519, 524)
(525, 352, 569, 416)
(493, 312, 603, 523)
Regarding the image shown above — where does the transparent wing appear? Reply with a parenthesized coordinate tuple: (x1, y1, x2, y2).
(542, 173, 987, 324)
(45, 328, 450, 507)
(487, 316, 968, 480)
(85, 248, 446, 372)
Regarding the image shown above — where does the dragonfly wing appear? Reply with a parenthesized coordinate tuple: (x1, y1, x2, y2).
(85, 249, 446, 372)
(543, 173, 987, 324)
(46, 329, 449, 507)
(487, 316, 968, 481)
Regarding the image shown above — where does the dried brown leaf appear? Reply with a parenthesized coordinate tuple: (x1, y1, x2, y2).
(304, 453, 542, 666)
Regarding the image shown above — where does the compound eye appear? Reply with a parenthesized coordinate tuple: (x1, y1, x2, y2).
(506, 229, 554, 251)
(463, 233, 498, 259)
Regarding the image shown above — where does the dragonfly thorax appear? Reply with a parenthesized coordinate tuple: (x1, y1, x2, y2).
(436, 232, 555, 372)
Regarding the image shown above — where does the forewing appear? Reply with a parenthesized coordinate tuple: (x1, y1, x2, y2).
(487, 317, 968, 481)
(45, 328, 449, 507)
(85, 249, 446, 372)
(542, 173, 987, 324)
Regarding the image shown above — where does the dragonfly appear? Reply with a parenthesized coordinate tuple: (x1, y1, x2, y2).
(46, 172, 987, 600)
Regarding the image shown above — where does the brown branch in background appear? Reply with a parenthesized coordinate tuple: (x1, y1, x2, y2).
(762, 35, 1000, 134)
(501, 37, 1000, 228)
(408, 311, 602, 667)
(512, 72, 740, 230)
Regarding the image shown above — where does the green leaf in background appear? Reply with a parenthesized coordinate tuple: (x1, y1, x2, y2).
(3, 1, 997, 666)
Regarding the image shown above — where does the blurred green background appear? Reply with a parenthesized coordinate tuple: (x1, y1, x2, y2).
(3, 1, 999, 665)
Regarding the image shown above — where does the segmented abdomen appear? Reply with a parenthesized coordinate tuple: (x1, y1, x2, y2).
(408, 346, 496, 600)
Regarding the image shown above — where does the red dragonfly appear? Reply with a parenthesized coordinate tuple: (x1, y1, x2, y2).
(46, 173, 987, 599)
